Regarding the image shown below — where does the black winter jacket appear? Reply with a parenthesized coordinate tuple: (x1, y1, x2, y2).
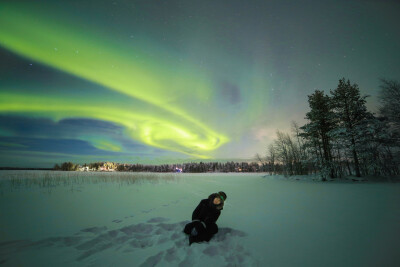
(192, 193, 222, 224)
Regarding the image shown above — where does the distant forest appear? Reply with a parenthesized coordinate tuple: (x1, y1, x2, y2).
(53, 161, 265, 173)
(257, 78, 400, 180)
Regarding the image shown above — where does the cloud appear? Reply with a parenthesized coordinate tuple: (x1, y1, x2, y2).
(251, 126, 277, 142)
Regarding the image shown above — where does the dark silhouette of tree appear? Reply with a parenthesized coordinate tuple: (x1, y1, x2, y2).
(330, 78, 372, 177)
(60, 162, 76, 171)
(379, 79, 400, 134)
(262, 77, 399, 179)
(300, 90, 336, 179)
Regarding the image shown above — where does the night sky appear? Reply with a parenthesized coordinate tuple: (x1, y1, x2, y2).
(0, 0, 399, 167)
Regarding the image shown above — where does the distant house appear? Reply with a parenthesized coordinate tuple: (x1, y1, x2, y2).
(79, 166, 89, 171)
(175, 167, 183, 173)
(235, 167, 242, 172)
(100, 162, 117, 171)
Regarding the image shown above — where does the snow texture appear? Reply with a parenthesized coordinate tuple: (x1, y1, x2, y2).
(0, 218, 253, 266)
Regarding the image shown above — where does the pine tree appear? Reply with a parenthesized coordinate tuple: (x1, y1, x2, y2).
(330, 78, 372, 177)
(300, 90, 336, 179)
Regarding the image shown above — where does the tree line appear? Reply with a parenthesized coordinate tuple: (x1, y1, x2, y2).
(124, 161, 261, 173)
(54, 161, 264, 172)
(261, 78, 400, 180)
(53, 162, 80, 171)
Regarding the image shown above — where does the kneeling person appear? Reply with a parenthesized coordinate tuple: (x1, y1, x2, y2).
(183, 191, 227, 245)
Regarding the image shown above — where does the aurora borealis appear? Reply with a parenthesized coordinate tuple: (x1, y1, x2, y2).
(0, 0, 399, 167)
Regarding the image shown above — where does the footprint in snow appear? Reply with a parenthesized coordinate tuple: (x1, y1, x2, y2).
(141, 208, 154, 214)
(0, 217, 258, 266)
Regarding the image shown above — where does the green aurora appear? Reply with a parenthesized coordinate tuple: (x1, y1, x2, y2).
(0, 2, 252, 160)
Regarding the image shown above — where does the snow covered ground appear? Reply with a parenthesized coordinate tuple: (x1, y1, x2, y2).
(0, 171, 399, 266)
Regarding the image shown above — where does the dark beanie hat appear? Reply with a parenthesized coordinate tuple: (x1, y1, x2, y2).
(218, 191, 227, 202)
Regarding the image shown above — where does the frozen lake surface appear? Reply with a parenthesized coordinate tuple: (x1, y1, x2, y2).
(0, 171, 399, 266)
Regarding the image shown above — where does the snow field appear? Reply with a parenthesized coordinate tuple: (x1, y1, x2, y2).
(0, 171, 399, 266)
